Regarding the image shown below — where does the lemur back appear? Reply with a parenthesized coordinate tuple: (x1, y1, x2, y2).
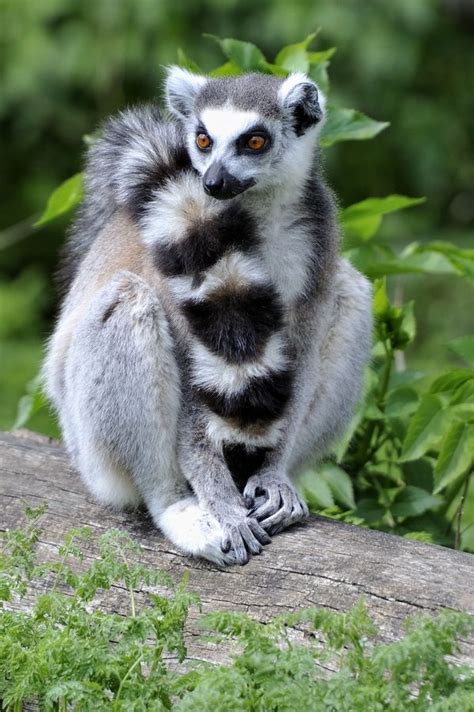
(45, 68, 372, 566)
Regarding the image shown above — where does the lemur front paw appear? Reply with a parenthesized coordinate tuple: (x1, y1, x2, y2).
(244, 475, 309, 536)
(219, 509, 271, 566)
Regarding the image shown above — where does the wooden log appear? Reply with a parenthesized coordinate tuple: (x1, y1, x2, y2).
(1, 429, 473, 669)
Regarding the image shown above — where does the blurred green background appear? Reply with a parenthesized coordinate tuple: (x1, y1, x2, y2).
(1, 0, 473, 433)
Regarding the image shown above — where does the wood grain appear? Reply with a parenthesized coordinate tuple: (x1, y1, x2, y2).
(1, 429, 473, 668)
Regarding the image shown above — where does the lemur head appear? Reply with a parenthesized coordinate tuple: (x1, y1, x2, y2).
(165, 67, 325, 200)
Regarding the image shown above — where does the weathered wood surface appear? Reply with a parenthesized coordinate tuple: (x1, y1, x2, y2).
(1, 429, 473, 668)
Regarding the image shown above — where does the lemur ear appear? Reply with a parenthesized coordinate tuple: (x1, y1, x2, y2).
(278, 73, 325, 136)
(165, 66, 207, 120)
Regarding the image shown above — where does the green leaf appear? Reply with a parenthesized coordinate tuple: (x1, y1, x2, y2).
(321, 106, 389, 147)
(345, 247, 459, 279)
(372, 278, 390, 320)
(400, 243, 465, 276)
(13, 373, 47, 430)
(260, 62, 289, 77)
(393, 300, 416, 349)
(309, 61, 330, 94)
(354, 498, 385, 523)
(403, 457, 435, 492)
(434, 421, 474, 493)
(275, 33, 318, 73)
(306, 48, 337, 94)
(204, 35, 267, 72)
(391, 486, 441, 518)
(209, 61, 242, 77)
(299, 470, 334, 509)
(400, 394, 447, 461)
(447, 336, 474, 366)
(430, 369, 474, 395)
(411, 241, 474, 282)
(385, 387, 419, 419)
(177, 48, 203, 74)
(450, 379, 474, 405)
(308, 48, 337, 64)
(342, 195, 426, 241)
(319, 462, 355, 509)
(35, 173, 83, 226)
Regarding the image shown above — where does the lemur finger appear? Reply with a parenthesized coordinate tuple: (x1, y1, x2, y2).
(243, 479, 267, 506)
(260, 500, 308, 535)
(251, 491, 283, 521)
(297, 499, 310, 519)
(243, 482, 259, 507)
(224, 526, 250, 565)
(249, 486, 282, 518)
(248, 518, 272, 545)
(259, 509, 287, 534)
(239, 523, 263, 555)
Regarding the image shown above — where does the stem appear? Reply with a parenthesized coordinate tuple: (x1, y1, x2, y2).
(129, 583, 136, 618)
(117, 547, 136, 617)
(114, 654, 144, 708)
(454, 470, 472, 550)
(378, 340, 394, 404)
(51, 539, 74, 593)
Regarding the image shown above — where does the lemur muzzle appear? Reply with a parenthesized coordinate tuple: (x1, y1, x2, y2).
(203, 161, 255, 200)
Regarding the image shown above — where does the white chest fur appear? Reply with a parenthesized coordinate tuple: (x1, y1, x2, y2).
(254, 199, 313, 304)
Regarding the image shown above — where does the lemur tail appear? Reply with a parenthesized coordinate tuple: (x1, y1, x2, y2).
(57, 106, 190, 292)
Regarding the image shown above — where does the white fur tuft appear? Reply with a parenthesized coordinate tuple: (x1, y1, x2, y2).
(278, 72, 326, 118)
(139, 171, 224, 248)
(165, 66, 207, 119)
(206, 413, 285, 449)
(158, 497, 228, 565)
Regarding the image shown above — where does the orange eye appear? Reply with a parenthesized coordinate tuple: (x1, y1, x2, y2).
(196, 133, 211, 150)
(247, 135, 267, 151)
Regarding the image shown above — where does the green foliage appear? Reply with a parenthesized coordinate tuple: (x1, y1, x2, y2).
(33, 33, 389, 229)
(12, 34, 474, 552)
(1, 510, 473, 711)
(13, 371, 47, 430)
(35, 173, 84, 227)
(308, 202, 474, 549)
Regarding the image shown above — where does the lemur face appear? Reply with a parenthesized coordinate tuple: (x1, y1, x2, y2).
(166, 68, 325, 200)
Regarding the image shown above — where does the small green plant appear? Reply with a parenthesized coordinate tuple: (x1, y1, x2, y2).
(17, 34, 474, 551)
(1, 508, 473, 711)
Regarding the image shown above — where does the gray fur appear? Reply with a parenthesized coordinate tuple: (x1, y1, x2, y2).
(44, 68, 372, 566)
(195, 73, 283, 118)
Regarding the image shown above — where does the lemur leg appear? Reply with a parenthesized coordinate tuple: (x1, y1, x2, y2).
(245, 261, 372, 534)
(56, 271, 235, 565)
(288, 268, 373, 477)
(177, 412, 271, 565)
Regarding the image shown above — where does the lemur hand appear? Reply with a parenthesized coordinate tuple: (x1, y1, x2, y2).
(244, 474, 309, 535)
(217, 506, 271, 565)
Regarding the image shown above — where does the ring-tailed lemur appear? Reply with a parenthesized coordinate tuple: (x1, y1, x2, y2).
(44, 68, 372, 566)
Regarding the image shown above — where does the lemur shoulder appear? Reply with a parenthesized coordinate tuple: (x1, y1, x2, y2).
(44, 68, 372, 565)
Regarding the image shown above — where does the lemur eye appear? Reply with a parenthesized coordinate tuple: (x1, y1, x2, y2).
(247, 135, 267, 151)
(196, 133, 212, 150)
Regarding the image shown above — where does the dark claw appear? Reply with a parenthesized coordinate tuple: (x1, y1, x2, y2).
(221, 537, 231, 553)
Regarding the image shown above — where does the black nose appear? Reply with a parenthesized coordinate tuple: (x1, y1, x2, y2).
(203, 174, 224, 197)
(203, 163, 256, 201)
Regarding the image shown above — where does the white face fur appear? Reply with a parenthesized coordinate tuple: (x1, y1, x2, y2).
(165, 67, 325, 198)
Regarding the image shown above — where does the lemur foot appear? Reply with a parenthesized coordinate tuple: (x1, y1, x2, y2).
(244, 474, 309, 535)
(219, 509, 271, 565)
(158, 498, 269, 566)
